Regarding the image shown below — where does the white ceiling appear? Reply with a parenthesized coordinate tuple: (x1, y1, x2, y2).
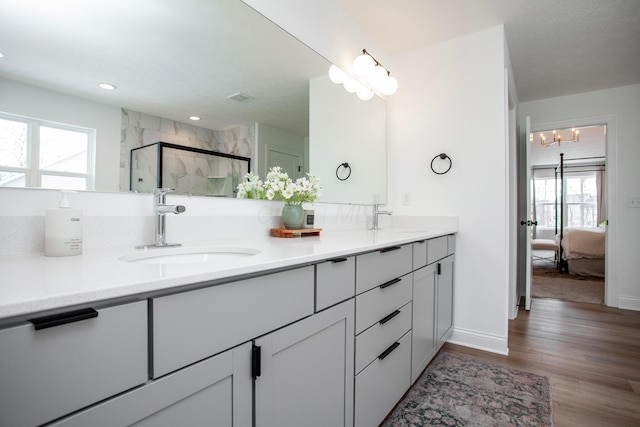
(335, 0, 640, 101)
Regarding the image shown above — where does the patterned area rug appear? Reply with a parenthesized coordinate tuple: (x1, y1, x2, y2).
(382, 352, 552, 427)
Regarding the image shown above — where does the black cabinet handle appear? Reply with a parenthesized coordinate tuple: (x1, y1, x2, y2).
(29, 308, 98, 330)
(251, 345, 261, 378)
(378, 342, 400, 360)
(437, 263, 441, 275)
(379, 310, 401, 325)
(329, 257, 348, 263)
(380, 246, 401, 253)
(380, 277, 401, 289)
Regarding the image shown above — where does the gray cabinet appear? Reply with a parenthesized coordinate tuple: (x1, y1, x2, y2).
(411, 263, 437, 382)
(152, 266, 314, 377)
(49, 343, 252, 427)
(411, 236, 456, 384)
(437, 254, 455, 346)
(0, 301, 147, 427)
(255, 300, 354, 427)
(354, 244, 413, 427)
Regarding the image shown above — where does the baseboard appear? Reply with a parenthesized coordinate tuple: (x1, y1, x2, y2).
(447, 327, 509, 355)
(617, 296, 640, 311)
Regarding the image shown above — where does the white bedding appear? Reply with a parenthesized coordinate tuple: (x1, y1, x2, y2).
(561, 227, 605, 259)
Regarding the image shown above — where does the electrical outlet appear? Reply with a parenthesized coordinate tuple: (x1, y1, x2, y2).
(629, 196, 640, 208)
(402, 192, 411, 206)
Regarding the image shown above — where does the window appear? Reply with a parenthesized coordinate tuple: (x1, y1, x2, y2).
(0, 113, 95, 190)
(532, 173, 598, 229)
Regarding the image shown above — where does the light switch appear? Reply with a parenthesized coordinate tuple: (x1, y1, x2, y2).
(629, 196, 640, 208)
(402, 192, 411, 206)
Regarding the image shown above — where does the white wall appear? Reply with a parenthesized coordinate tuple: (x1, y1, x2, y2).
(388, 26, 510, 354)
(0, 78, 121, 192)
(309, 76, 387, 205)
(520, 84, 640, 310)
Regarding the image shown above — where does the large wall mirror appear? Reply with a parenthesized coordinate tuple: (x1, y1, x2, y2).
(0, 0, 386, 205)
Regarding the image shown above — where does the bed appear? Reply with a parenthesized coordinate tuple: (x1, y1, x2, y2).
(560, 227, 605, 277)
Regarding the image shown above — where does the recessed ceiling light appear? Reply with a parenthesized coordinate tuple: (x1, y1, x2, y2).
(0, 52, 5, 58)
(98, 82, 117, 90)
(189, 116, 201, 121)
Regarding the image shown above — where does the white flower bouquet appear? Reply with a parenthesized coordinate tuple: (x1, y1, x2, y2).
(237, 166, 321, 205)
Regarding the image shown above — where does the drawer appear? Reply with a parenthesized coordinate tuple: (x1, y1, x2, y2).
(427, 236, 448, 264)
(355, 273, 412, 334)
(153, 266, 314, 377)
(316, 256, 355, 312)
(0, 301, 148, 427)
(355, 301, 411, 374)
(412, 240, 427, 270)
(356, 244, 412, 294)
(447, 234, 456, 255)
(354, 331, 412, 427)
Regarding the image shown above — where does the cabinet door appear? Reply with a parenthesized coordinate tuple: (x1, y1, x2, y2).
(255, 300, 354, 427)
(411, 263, 437, 383)
(50, 343, 252, 427)
(437, 255, 455, 346)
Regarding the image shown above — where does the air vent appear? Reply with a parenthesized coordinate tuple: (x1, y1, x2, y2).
(227, 92, 254, 102)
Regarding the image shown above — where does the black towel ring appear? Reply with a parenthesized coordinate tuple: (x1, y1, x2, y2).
(430, 153, 452, 175)
(336, 162, 352, 181)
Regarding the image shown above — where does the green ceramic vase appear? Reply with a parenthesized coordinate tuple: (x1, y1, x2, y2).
(281, 204, 304, 229)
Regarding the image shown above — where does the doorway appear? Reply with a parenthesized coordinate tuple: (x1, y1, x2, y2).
(519, 116, 616, 309)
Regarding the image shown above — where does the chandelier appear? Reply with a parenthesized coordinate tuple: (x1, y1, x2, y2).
(536, 128, 580, 147)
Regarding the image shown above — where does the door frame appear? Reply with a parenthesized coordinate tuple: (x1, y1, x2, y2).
(525, 115, 617, 307)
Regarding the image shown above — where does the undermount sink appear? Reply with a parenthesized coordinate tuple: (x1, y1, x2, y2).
(119, 247, 260, 265)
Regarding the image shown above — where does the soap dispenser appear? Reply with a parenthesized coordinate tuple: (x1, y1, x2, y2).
(45, 190, 83, 256)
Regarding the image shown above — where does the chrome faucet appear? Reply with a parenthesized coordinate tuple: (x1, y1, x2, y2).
(372, 203, 392, 231)
(137, 188, 186, 248)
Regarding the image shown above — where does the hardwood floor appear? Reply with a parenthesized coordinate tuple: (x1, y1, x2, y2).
(443, 298, 640, 427)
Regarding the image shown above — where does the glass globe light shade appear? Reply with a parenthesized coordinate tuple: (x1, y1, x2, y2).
(380, 75, 398, 95)
(367, 65, 387, 87)
(328, 64, 346, 84)
(353, 53, 375, 77)
(343, 76, 359, 93)
(356, 85, 374, 101)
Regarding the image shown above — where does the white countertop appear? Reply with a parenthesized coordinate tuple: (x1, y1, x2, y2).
(0, 228, 455, 322)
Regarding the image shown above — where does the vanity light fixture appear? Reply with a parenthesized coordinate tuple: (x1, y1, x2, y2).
(327, 49, 398, 101)
(98, 82, 117, 90)
(189, 116, 201, 121)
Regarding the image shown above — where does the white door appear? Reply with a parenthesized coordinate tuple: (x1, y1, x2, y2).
(524, 116, 533, 310)
(267, 147, 302, 179)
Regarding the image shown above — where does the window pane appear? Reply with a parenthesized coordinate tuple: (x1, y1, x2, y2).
(41, 174, 86, 190)
(0, 170, 26, 187)
(0, 118, 28, 167)
(40, 126, 88, 173)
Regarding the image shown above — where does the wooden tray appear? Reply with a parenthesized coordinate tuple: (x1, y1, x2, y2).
(271, 228, 322, 238)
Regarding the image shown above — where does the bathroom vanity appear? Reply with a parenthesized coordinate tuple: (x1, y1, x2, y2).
(0, 229, 455, 427)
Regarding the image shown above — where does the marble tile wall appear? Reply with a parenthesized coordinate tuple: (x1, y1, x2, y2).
(120, 109, 255, 193)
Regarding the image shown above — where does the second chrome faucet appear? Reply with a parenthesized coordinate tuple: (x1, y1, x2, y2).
(137, 188, 186, 249)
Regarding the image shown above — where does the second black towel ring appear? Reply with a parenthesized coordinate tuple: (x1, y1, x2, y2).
(430, 153, 452, 175)
(336, 162, 352, 181)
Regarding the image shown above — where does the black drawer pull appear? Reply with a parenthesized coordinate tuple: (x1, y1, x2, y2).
(437, 262, 441, 275)
(330, 257, 348, 263)
(417, 240, 426, 244)
(378, 342, 400, 360)
(380, 246, 402, 253)
(252, 345, 261, 378)
(379, 310, 401, 325)
(29, 308, 98, 330)
(380, 277, 401, 289)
